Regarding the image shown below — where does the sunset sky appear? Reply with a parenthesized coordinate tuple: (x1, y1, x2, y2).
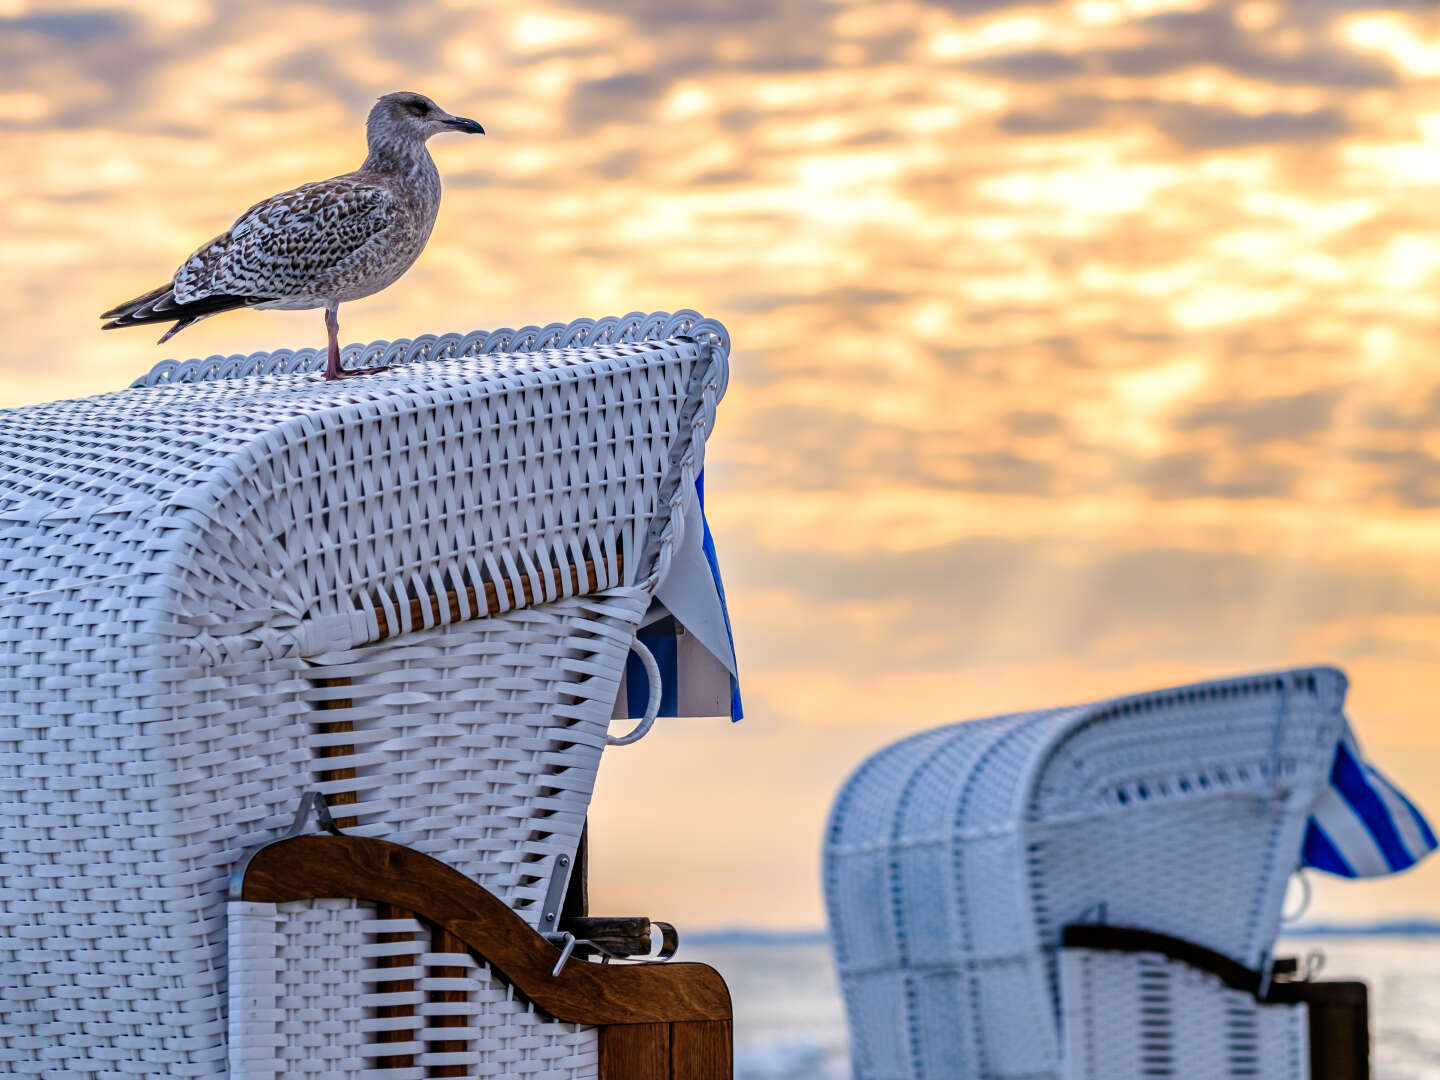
(5, 0, 1440, 930)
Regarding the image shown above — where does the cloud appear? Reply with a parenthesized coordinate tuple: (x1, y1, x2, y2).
(997, 96, 1351, 147)
(1156, 103, 1350, 149)
(1173, 389, 1345, 446)
(576, 0, 788, 26)
(1005, 409, 1067, 437)
(568, 71, 670, 127)
(999, 98, 1106, 135)
(1139, 451, 1302, 501)
(727, 526, 1440, 674)
(0, 11, 128, 42)
(268, 47, 375, 106)
(0, 10, 153, 130)
(966, 8, 1398, 89)
(924, 0, 1059, 10)
(1357, 394, 1440, 432)
(967, 49, 1086, 81)
(1297, 0, 1439, 8)
(730, 286, 908, 314)
(1349, 447, 1440, 508)
(1108, 9, 1398, 87)
(726, 405, 1058, 494)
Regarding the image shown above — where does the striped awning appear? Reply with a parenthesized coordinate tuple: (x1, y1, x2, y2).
(1302, 725, 1437, 878)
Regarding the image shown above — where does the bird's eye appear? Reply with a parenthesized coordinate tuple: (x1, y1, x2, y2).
(405, 102, 428, 117)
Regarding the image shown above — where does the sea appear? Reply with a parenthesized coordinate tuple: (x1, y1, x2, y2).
(680, 933, 1440, 1079)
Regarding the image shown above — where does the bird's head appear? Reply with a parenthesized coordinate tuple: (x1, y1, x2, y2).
(369, 91, 484, 144)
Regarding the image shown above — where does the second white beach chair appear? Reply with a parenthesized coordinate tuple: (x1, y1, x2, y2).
(824, 667, 1425, 1080)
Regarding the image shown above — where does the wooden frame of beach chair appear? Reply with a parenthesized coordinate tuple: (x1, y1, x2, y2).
(232, 832, 732, 1080)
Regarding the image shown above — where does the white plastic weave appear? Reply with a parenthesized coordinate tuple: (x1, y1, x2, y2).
(300, 589, 651, 916)
(823, 667, 1348, 1080)
(229, 901, 598, 1080)
(1059, 949, 1308, 1080)
(0, 312, 730, 1079)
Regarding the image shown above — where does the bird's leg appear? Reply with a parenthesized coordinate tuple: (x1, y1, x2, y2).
(323, 304, 348, 380)
(322, 303, 388, 380)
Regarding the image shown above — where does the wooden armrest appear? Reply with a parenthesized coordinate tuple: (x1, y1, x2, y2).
(235, 833, 731, 1027)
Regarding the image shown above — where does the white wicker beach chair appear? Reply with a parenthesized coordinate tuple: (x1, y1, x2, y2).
(823, 668, 1360, 1080)
(0, 311, 736, 1079)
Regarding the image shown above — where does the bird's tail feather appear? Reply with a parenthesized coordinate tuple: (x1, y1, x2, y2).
(101, 284, 261, 343)
(100, 283, 173, 321)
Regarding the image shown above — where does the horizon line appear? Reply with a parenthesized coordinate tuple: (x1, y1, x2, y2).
(680, 918, 1440, 946)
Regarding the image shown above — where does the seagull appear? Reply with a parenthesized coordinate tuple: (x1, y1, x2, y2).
(100, 91, 484, 380)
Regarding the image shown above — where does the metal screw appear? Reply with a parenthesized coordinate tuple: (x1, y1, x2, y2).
(559, 856, 569, 866)
(545, 912, 555, 922)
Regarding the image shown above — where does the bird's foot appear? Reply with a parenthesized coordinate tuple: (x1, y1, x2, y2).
(323, 362, 390, 381)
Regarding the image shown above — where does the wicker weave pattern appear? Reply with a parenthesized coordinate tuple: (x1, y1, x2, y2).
(301, 588, 649, 915)
(229, 902, 597, 1080)
(1060, 950, 1307, 1080)
(6, 339, 704, 646)
(415, 939, 598, 1079)
(0, 313, 729, 1078)
(823, 668, 1347, 1080)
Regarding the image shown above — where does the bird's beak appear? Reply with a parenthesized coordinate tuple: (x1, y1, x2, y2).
(443, 115, 485, 134)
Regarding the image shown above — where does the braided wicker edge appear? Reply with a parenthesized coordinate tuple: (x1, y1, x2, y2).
(130, 308, 730, 402)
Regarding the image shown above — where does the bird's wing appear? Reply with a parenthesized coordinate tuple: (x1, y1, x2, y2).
(173, 175, 397, 302)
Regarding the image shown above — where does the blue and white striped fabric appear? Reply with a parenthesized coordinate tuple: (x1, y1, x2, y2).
(1302, 726, 1437, 878)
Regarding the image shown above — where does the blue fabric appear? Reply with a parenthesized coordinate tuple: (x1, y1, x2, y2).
(626, 627, 679, 718)
(1301, 820, 1355, 878)
(622, 471, 743, 722)
(1302, 734, 1438, 878)
(1399, 786, 1439, 850)
(696, 470, 743, 722)
(1330, 741, 1411, 872)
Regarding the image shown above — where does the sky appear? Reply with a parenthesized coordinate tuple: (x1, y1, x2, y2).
(4, 0, 1440, 930)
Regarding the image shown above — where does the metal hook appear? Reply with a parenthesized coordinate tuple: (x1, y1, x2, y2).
(286, 790, 342, 837)
(543, 931, 577, 976)
(652, 921, 679, 962)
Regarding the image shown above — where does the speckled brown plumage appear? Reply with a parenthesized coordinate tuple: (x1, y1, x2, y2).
(101, 91, 483, 380)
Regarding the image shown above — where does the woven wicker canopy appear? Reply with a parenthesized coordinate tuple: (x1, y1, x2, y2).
(3, 310, 729, 660)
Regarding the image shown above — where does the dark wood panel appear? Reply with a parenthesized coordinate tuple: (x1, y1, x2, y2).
(671, 1020, 732, 1080)
(599, 1023, 670, 1080)
(241, 834, 731, 1026)
(373, 556, 619, 641)
(1304, 981, 1370, 1080)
